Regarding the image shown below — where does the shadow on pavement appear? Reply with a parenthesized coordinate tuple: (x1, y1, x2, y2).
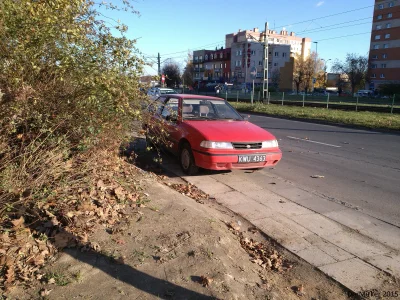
(60, 245, 215, 299)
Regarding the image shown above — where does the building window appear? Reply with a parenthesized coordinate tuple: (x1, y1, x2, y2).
(220, 63, 223, 68)
(251, 50, 256, 55)
(388, 13, 392, 18)
(283, 53, 287, 57)
(258, 61, 263, 66)
(371, 64, 377, 69)
(371, 74, 376, 78)
(383, 54, 388, 58)
(386, 23, 391, 28)
(268, 61, 272, 65)
(384, 44, 389, 48)
(274, 52, 279, 56)
(220, 53, 223, 59)
(194, 56, 198, 62)
(378, 3, 384, 9)
(375, 35, 381, 40)
(374, 44, 380, 49)
(381, 64, 387, 68)
(274, 63, 278, 66)
(372, 55, 378, 59)
(224, 63, 226, 68)
(199, 56, 203, 60)
(385, 34, 390, 39)
(376, 25, 382, 30)
(377, 14, 383, 20)
(389, 1, 394, 7)
(380, 74, 385, 78)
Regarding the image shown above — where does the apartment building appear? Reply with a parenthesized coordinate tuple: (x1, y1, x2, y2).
(193, 27, 311, 89)
(193, 48, 231, 84)
(368, 0, 400, 89)
(226, 28, 311, 88)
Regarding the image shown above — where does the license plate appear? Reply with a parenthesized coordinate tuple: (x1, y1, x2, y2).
(238, 154, 266, 163)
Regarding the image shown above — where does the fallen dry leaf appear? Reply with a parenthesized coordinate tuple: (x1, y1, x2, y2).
(310, 175, 325, 178)
(11, 216, 25, 228)
(228, 222, 240, 231)
(200, 275, 213, 286)
(40, 288, 52, 296)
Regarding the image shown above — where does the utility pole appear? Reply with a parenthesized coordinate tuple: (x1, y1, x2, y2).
(157, 52, 161, 79)
(262, 22, 269, 100)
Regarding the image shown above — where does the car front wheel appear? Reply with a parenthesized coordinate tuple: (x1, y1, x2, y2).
(179, 142, 199, 175)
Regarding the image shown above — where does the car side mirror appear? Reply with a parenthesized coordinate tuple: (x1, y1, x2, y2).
(166, 115, 178, 122)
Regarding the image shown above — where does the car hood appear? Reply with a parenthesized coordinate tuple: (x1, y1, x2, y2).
(185, 120, 276, 142)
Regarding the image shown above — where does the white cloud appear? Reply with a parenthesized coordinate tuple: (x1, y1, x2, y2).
(316, 1, 325, 7)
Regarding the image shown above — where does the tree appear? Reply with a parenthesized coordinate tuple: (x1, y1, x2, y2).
(293, 53, 318, 94)
(162, 62, 181, 88)
(331, 53, 368, 94)
(182, 53, 194, 88)
(378, 82, 400, 95)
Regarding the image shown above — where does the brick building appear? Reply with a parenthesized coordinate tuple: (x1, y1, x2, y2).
(368, 0, 400, 89)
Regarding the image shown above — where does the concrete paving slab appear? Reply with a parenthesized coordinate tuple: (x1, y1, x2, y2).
(263, 200, 314, 217)
(241, 189, 284, 203)
(270, 214, 314, 238)
(265, 186, 348, 214)
(325, 231, 390, 259)
(360, 222, 400, 251)
(222, 179, 265, 194)
(213, 191, 250, 208)
(324, 209, 387, 231)
(292, 214, 344, 237)
(319, 258, 384, 292)
(296, 245, 337, 267)
(228, 200, 275, 221)
(184, 176, 233, 195)
(365, 253, 400, 278)
(253, 217, 311, 252)
(304, 234, 355, 262)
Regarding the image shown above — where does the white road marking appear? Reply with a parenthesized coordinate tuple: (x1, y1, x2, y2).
(286, 136, 342, 148)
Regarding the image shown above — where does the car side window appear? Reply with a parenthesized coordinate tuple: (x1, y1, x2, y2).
(161, 98, 179, 120)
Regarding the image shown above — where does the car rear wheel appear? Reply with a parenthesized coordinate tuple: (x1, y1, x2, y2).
(180, 142, 198, 175)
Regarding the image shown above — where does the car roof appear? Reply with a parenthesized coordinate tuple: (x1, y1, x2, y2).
(169, 94, 225, 101)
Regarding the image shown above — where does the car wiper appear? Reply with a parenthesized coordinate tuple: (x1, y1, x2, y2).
(184, 116, 218, 120)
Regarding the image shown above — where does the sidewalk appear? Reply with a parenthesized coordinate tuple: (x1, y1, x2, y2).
(7, 167, 352, 299)
(161, 162, 400, 295)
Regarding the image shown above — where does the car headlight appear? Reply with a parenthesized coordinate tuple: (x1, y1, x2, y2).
(200, 141, 233, 149)
(262, 140, 279, 148)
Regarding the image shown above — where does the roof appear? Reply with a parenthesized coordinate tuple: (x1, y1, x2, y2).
(172, 94, 225, 100)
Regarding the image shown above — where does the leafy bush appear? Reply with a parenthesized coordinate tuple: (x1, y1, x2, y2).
(0, 0, 145, 216)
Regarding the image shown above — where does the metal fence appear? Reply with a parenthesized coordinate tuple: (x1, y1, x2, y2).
(176, 89, 399, 114)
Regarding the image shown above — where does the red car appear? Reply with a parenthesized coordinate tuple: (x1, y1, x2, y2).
(143, 94, 282, 175)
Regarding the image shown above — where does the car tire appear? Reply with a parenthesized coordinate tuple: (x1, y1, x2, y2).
(179, 142, 199, 175)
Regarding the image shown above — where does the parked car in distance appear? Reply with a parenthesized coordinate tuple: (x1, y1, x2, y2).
(147, 87, 177, 100)
(143, 94, 282, 175)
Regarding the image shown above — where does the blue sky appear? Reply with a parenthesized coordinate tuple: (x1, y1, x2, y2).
(104, 0, 375, 75)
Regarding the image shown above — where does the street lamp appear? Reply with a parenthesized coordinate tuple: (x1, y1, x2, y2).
(312, 42, 318, 92)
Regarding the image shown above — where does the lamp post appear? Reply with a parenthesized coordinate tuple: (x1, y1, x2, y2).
(312, 41, 318, 92)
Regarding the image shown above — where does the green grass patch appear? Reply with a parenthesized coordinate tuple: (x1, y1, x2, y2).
(231, 102, 400, 131)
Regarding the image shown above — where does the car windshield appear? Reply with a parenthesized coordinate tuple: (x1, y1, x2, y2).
(160, 89, 176, 94)
(182, 99, 244, 121)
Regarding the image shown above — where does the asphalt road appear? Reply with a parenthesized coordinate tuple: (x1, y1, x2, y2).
(247, 114, 400, 227)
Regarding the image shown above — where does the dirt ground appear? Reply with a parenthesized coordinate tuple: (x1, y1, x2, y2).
(6, 164, 358, 300)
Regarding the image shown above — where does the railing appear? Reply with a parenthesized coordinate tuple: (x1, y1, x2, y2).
(174, 89, 399, 114)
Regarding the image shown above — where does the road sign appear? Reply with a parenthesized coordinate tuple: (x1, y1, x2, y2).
(250, 67, 257, 79)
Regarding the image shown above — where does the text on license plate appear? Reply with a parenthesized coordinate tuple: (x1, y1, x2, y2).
(238, 154, 266, 163)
